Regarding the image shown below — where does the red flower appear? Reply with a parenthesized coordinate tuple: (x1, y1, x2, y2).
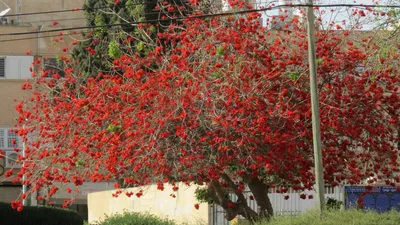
(249, 195, 254, 200)
(300, 193, 307, 199)
(284, 195, 289, 200)
(5, 169, 13, 177)
(194, 204, 199, 210)
(52, 21, 58, 26)
(21, 81, 32, 90)
(227, 202, 236, 208)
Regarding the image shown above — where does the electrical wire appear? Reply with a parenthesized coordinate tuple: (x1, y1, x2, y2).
(3, 7, 107, 18)
(3, 2, 398, 18)
(3, 2, 390, 27)
(0, 4, 398, 38)
(2, 1, 165, 18)
(0, 28, 124, 43)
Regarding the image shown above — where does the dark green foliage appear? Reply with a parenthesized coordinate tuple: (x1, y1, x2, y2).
(326, 197, 343, 210)
(97, 212, 176, 225)
(72, 0, 189, 77)
(0, 202, 84, 225)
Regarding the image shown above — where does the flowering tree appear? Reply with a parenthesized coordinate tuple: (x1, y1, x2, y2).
(9, 0, 400, 221)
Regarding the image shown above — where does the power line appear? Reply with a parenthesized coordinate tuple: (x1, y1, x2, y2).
(0, 4, 398, 38)
(3, 2, 399, 19)
(0, 34, 72, 43)
(0, 28, 123, 43)
(3, 7, 107, 18)
(21, 17, 86, 24)
(2, 1, 165, 18)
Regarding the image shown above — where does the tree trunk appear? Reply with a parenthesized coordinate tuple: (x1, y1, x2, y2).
(248, 177, 274, 220)
(206, 176, 274, 223)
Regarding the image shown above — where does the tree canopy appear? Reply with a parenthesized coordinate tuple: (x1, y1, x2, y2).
(10, 0, 400, 222)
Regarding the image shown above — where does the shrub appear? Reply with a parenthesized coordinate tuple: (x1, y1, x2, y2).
(257, 209, 400, 225)
(0, 202, 84, 225)
(97, 212, 176, 225)
(326, 197, 343, 210)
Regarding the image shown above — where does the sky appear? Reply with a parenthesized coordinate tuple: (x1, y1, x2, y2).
(250, 0, 395, 30)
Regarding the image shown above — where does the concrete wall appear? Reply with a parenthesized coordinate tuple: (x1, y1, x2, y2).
(0, 0, 85, 56)
(2, 0, 85, 27)
(88, 183, 209, 225)
(0, 26, 82, 56)
(0, 186, 21, 202)
(0, 79, 26, 126)
(47, 182, 114, 205)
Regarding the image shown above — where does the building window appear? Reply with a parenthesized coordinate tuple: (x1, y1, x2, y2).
(43, 58, 65, 78)
(0, 128, 22, 168)
(0, 58, 5, 77)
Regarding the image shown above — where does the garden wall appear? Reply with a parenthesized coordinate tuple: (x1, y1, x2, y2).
(88, 183, 209, 225)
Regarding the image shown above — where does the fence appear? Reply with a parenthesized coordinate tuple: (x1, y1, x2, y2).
(209, 185, 344, 225)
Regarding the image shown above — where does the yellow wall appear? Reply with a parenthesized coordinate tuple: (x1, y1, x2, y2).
(0, 26, 82, 56)
(88, 183, 209, 225)
(0, 79, 26, 126)
(2, 0, 85, 27)
(0, 186, 21, 202)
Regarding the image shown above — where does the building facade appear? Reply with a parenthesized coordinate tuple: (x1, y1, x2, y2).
(0, 0, 89, 218)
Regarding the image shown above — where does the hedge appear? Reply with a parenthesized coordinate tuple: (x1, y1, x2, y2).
(0, 202, 83, 225)
(96, 212, 176, 225)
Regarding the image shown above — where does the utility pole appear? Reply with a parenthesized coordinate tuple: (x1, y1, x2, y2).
(306, 0, 325, 212)
(22, 132, 27, 206)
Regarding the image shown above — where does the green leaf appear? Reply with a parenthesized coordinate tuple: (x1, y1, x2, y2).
(137, 42, 144, 51)
(107, 124, 122, 132)
(210, 71, 224, 80)
(216, 46, 224, 56)
(76, 160, 85, 167)
(289, 72, 300, 81)
(108, 41, 122, 59)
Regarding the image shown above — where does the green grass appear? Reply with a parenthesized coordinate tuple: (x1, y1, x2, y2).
(257, 209, 400, 225)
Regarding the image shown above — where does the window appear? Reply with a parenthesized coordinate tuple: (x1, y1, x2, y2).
(43, 58, 65, 78)
(0, 17, 8, 25)
(0, 128, 20, 149)
(0, 58, 5, 77)
(0, 128, 22, 168)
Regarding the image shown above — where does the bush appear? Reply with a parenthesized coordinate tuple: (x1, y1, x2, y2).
(0, 202, 84, 225)
(257, 209, 400, 225)
(97, 212, 176, 225)
(326, 197, 343, 210)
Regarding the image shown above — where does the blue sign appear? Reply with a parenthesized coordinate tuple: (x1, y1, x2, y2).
(345, 186, 400, 212)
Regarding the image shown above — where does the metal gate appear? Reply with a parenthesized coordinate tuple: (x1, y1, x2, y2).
(210, 185, 344, 225)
